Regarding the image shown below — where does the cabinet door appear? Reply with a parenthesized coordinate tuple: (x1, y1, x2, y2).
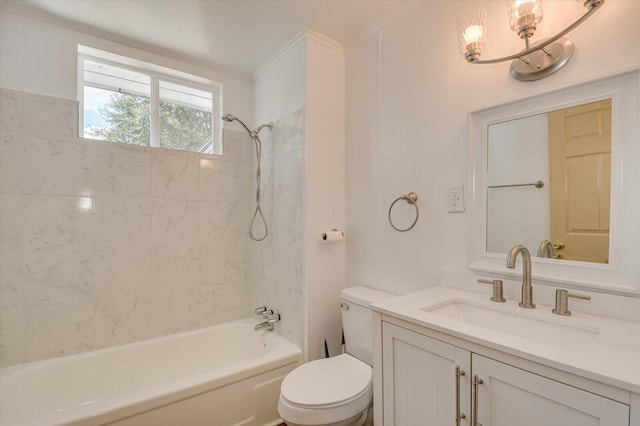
(472, 354, 629, 426)
(382, 322, 471, 426)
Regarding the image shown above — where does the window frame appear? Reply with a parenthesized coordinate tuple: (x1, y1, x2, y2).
(78, 52, 222, 154)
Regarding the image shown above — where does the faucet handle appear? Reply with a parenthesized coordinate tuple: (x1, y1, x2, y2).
(552, 289, 591, 316)
(266, 313, 281, 322)
(477, 279, 506, 303)
(256, 306, 276, 318)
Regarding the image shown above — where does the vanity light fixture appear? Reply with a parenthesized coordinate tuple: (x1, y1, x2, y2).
(457, 0, 604, 81)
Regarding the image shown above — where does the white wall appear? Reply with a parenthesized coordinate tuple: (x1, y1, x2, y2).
(304, 34, 346, 360)
(254, 33, 307, 127)
(346, 0, 640, 296)
(0, 8, 253, 123)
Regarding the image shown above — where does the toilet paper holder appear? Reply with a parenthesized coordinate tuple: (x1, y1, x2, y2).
(321, 229, 344, 243)
(388, 192, 419, 232)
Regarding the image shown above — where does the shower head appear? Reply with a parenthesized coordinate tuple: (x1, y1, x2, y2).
(221, 113, 272, 138)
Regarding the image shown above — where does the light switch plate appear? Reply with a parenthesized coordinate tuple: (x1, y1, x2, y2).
(447, 185, 465, 213)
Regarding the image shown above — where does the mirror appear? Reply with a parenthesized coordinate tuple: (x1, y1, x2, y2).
(468, 70, 639, 295)
(486, 100, 611, 264)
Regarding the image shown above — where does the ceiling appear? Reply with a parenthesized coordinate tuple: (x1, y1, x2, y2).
(4, 0, 418, 78)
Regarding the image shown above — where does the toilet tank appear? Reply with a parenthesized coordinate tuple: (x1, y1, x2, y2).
(340, 286, 394, 366)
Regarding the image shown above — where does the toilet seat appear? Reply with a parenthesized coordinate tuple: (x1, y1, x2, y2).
(278, 354, 373, 425)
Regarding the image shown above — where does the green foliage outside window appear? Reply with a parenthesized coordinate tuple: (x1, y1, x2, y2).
(159, 100, 213, 152)
(88, 91, 213, 152)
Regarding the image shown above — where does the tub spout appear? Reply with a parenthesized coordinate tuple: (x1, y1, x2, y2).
(254, 313, 280, 331)
(254, 321, 274, 331)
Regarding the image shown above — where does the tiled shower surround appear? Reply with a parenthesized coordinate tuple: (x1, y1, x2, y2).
(0, 89, 305, 367)
(251, 108, 304, 350)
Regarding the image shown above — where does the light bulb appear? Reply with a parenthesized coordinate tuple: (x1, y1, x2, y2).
(515, 0, 535, 15)
(509, 0, 543, 38)
(457, 9, 486, 61)
(463, 25, 484, 45)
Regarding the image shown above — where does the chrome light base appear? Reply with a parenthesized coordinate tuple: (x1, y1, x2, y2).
(510, 37, 574, 82)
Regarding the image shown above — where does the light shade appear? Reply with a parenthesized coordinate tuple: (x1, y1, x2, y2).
(508, 0, 543, 38)
(457, 9, 486, 61)
(456, 0, 604, 81)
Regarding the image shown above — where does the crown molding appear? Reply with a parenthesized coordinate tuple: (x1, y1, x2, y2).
(253, 28, 343, 82)
(305, 28, 344, 54)
(252, 29, 308, 82)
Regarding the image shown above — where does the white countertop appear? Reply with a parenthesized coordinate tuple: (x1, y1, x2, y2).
(371, 286, 640, 394)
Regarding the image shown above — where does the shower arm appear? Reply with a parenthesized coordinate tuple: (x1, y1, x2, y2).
(254, 122, 274, 135)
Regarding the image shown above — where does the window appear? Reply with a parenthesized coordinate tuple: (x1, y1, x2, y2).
(79, 49, 221, 154)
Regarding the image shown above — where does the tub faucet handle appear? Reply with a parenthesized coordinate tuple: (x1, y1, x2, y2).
(255, 306, 268, 315)
(261, 309, 274, 318)
(265, 312, 280, 322)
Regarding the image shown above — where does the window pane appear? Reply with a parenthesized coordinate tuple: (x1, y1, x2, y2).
(83, 86, 150, 145)
(159, 80, 213, 153)
(84, 60, 151, 97)
(81, 55, 219, 154)
(83, 60, 151, 146)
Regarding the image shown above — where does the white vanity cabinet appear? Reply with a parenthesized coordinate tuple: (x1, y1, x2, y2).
(380, 321, 631, 426)
(473, 354, 629, 426)
(381, 323, 470, 425)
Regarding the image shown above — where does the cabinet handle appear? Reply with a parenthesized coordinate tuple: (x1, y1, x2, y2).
(455, 366, 466, 425)
(472, 374, 484, 426)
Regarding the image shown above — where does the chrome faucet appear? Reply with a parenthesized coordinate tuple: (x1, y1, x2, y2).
(536, 240, 555, 258)
(506, 244, 535, 308)
(254, 313, 280, 331)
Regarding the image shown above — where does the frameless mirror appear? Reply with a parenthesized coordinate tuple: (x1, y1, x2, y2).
(486, 100, 611, 264)
(468, 70, 639, 295)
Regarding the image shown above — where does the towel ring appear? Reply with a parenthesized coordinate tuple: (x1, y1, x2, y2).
(388, 192, 419, 232)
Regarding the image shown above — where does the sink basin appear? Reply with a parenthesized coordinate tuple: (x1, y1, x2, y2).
(422, 300, 600, 350)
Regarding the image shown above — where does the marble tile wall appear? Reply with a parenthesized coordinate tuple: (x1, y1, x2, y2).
(0, 88, 254, 367)
(251, 108, 305, 349)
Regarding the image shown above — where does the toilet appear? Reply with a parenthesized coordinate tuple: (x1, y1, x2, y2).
(278, 286, 393, 426)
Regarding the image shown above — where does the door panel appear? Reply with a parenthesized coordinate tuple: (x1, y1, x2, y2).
(382, 323, 471, 426)
(473, 354, 629, 426)
(548, 100, 611, 263)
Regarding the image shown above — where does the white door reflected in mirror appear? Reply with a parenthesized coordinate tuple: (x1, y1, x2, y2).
(486, 100, 611, 264)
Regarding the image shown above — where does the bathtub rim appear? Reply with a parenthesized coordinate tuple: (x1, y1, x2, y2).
(0, 318, 302, 426)
(1, 318, 289, 375)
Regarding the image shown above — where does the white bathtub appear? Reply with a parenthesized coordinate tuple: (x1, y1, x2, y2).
(0, 318, 302, 426)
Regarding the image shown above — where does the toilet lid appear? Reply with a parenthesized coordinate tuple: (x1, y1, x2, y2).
(280, 354, 372, 408)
